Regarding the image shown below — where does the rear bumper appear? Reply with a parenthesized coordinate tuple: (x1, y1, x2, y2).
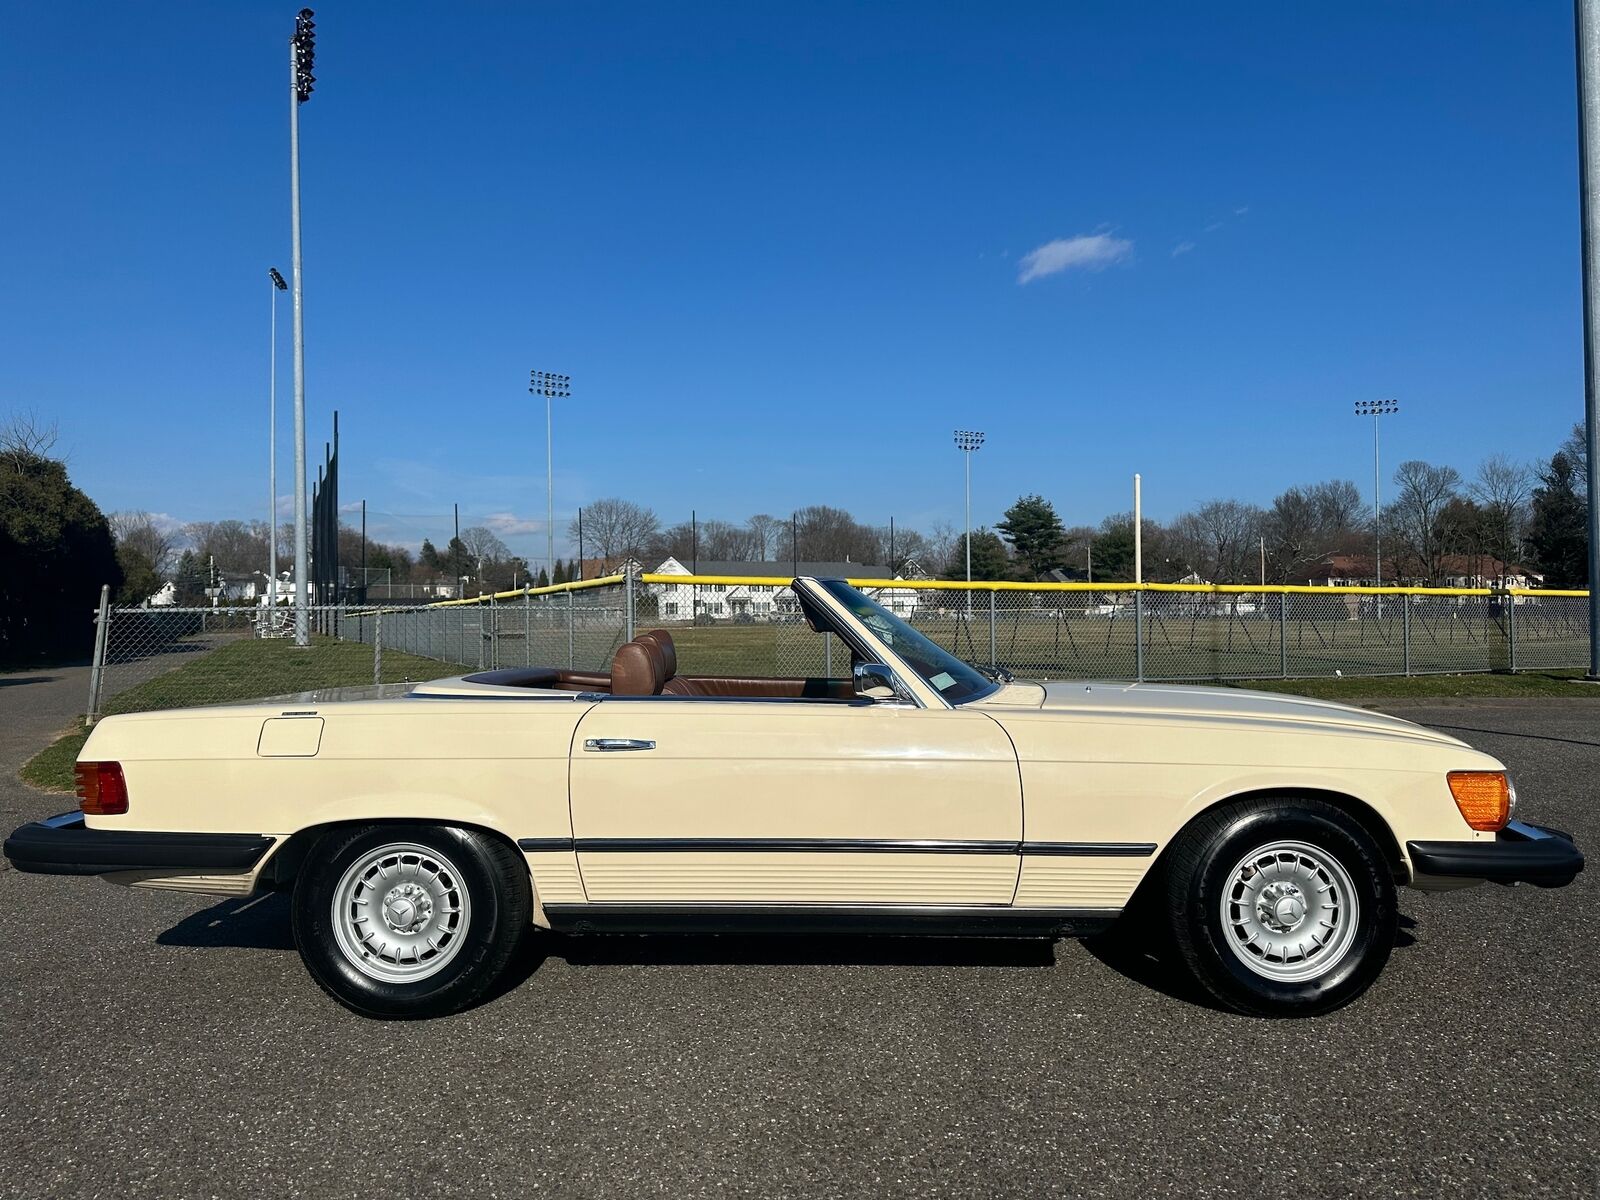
(3, 812, 273, 877)
(1408, 821, 1584, 889)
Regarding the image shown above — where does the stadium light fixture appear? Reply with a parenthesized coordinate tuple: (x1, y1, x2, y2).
(531, 371, 572, 581)
(954, 430, 986, 615)
(1354, 399, 1399, 609)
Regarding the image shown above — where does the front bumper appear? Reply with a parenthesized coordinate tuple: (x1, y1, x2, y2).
(3, 812, 273, 877)
(1408, 821, 1584, 889)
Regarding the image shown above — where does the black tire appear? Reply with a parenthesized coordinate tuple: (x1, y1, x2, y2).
(291, 823, 531, 1019)
(1163, 798, 1397, 1018)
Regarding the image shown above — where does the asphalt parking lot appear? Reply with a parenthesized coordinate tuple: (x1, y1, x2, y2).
(0, 670, 1594, 1198)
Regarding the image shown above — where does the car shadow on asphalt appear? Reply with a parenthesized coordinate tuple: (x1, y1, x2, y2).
(158, 892, 296, 951)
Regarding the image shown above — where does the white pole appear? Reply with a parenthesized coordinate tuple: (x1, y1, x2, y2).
(1578, 0, 1600, 677)
(1133, 473, 1142, 585)
(268, 277, 278, 612)
(289, 40, 309, 646)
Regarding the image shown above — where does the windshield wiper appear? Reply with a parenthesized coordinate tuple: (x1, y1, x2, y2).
(970, 662, 1014, 684)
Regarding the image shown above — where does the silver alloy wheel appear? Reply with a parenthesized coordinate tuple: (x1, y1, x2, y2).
(1220, 839, 1360, 983)
(330, 842, 472, 984)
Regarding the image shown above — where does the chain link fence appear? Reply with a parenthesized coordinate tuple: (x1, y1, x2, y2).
(82, 578, 1592, 724)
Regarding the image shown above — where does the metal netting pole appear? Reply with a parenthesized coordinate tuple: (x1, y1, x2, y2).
(568, 589, 575, 668)
(374, 609, 383, 685)
(988, 590, 997, 670)
(525, 588, 532, 667)
(1507, 592, 1518, 672)
(86, 584, 111, 726)
(625, 572, 636, 641)
(1134, 591, 1145, 682)
(1403, 596, 1412, 675)
(1280, 592, 1288, 678)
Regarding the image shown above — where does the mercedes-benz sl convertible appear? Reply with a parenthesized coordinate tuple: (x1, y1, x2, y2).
(5, 578, 1583, 1018)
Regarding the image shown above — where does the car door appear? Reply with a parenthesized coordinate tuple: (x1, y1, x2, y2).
(567, 697, 1022, 907)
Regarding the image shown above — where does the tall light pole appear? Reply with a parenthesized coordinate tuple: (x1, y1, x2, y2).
(289, 9, 316, 645)
(1355, 399, 1398, 614)
(954, 429, 985, 616)
(1576, 0, 1600, 678)
(530, 370, 571, 582)
(267, 268, 287, 612)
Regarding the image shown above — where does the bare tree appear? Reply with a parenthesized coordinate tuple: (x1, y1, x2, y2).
(1388, 460, 1463, 582)
(459, 525, 511, 565)
(187, 519, 271, 575)
(1469, 454, 1533, 582)
(1263, 479, 1364, 582)
(110, 511, 178, 575)
(793, 505, 879, 563)
(746, 513, 784, 560)
(0, 411, 60, 459)
(1559, 422, 1589, 496)
(567, 498, 660, 569)
(699, 519, 757, 561)
(1169, 499, 1265, 583)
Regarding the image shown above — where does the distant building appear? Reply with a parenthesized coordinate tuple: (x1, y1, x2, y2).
(1305, 553, 1541, 589)
(647, 558, 925, 620)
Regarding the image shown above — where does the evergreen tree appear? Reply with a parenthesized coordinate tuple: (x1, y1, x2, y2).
(552, 560, 568, 585)
(942, 527, 1011, 581)
(996, 494, 1067, 577)
(535, 567, 550, 588)
(1527, 452, 1588, 588)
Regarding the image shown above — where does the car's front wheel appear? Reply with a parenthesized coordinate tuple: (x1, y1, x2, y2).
(1164, 799, 1397, 1017)
(290, 824, 530, 1018)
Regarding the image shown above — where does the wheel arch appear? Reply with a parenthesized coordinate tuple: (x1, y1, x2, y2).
(260, 818, 533, 892)
(1153, 787, 1408, 886)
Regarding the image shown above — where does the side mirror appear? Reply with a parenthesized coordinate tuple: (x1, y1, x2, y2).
(853, 661, 904, 702)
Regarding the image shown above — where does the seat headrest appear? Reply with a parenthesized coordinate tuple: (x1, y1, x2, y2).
(611, 641, 663, 696)
(637, 629, 677, 679)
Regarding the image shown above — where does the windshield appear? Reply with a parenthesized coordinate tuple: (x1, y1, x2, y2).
(818, 580, 997, 704)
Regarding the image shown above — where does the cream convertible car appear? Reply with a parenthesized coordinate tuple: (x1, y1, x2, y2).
(6, 579, 1584, 1019)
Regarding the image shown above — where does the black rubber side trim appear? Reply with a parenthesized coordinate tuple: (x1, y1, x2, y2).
(541, 903, 1120, 938)
(520, 837, 1156, 856)
(3, 813, 273, 877)
(570, 837, 1018, 854)
(1021, 841, 1157, 857)
(1407, 821, 1584, 889)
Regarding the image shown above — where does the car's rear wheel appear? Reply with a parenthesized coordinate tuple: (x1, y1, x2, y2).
(290, 824, 530, 1018)
(1164, 799, 1396, 1017)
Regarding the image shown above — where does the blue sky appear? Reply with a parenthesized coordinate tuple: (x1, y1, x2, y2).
(0, 2, 1584, 560)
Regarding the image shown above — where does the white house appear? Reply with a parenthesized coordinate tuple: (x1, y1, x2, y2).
(647, 558, 926, 621)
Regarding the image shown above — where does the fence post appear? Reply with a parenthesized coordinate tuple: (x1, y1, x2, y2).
(1279, 591, 1288, 679)
(1507, 592, 1518, 673)
(567, 588, 576, 668)
(1402, 595, 1412, 676)
(988, 589, 997, 670)
(1134, 590, 1145, 682)
(524, 587, 532, 667)
(625, 571, 636, 642)
(825, 631, 833, 677)
(373, 610, 383, 685)
(86, 584, 111, 726)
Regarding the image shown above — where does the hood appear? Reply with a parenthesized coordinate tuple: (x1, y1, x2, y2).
(972, 679, 1469, 748)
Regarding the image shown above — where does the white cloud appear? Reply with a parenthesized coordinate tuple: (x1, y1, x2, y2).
(1171, 241, 1196, 258)
(1016, 234, 1132, 284)
(1234, 205, 1250, 216)
(482, 511, 543, 536)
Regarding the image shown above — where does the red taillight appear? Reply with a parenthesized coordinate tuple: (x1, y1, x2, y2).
(75, 761, 128, 815)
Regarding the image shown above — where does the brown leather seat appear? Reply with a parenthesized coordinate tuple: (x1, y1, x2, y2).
(610, 640, 664, 696)
(636, 630, 677, 679)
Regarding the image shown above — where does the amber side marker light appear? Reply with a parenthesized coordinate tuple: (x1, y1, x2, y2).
(1447, 771, 1511, 832)
(75, 761, 129, 816)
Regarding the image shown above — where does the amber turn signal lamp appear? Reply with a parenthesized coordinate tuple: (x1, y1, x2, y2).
(75, 761, 129, 816)
(1447, 771, 1510, 832)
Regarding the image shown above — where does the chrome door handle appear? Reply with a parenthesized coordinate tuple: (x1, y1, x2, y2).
(583, 738, 656, 752)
